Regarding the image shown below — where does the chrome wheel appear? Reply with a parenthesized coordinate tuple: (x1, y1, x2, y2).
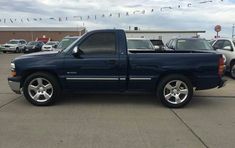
(163, 80, 188, 105)
(28, 78, 53, 103)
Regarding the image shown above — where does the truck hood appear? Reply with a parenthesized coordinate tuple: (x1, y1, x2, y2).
(14, 51, 59, 60)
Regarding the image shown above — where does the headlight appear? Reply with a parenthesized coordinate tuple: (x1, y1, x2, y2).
(33, 46, 36, 49)
(10, 62, 16, 77)
(222, 55, 226, 63)
(11, 63, 15, 70)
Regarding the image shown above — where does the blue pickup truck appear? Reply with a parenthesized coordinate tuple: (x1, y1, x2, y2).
(8, 29, 226, 108)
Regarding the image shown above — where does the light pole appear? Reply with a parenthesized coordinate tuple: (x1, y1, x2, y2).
(232, 24, 235, 38)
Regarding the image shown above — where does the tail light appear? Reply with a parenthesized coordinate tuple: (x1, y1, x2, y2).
(218, 56, 225, 77)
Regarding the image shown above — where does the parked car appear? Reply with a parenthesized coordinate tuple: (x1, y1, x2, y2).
(42, 41, 59, 51)
(150, 39, 165, 51)
(166, 38, 213, 51)
(165, 38, 227, 63)
(2, 39, 27, 53)
(127, 38, 155, 52)
(211, 38, 235, 79)
(57, 36, 80, 50)
(24, 41, 44, 53)
(0, 44, 4, 52)
(8, 29, 226, 108)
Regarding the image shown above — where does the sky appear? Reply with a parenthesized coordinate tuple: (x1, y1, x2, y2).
(0, 0, 235, 39)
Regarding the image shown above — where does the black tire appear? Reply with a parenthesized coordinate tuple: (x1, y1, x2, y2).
(156, 74, 193, 108)
(3, 51, 6, 53)
(15, 48, 20, 53)
(230, 62, 235, 79)
(23, 72, 61, 106)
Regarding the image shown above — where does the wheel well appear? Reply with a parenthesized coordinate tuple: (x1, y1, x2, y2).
(230, 59, 235, 67)
(156, 72, 195, 89)
(20, 70, 62, 89)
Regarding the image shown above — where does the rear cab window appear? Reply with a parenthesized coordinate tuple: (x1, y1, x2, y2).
(127, 39, 154, 50)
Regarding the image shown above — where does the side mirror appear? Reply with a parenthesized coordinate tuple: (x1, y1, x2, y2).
(72, 46, 79, 55)
(72, 46, 83, 57)
(223, 46, 232, 51)
(213, 46, 219, 50)
(169, 46, 175, 50)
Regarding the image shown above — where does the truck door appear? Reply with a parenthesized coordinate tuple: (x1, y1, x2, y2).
(64, 31, 120, 91)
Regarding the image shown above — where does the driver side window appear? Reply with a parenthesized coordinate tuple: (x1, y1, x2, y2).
(79, 32, 116, 55)
(213, 40, 224, 49)
(222, 40, 233, 51)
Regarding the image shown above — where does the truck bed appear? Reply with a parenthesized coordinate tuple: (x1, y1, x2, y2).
(127, 51, 221, 91)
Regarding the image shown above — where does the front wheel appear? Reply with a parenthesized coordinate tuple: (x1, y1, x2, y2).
(230, 62, 235, 79)
(15, 48, 20, 53)
(157, 75, 193, 108)
(23, 72, 61, 106)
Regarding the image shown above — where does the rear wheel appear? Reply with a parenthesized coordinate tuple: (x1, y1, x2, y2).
(3, 51, 6, 53)
(230, 62, 235, 79)
(157, 75, 193, 108)
(23, 72, 61, 106)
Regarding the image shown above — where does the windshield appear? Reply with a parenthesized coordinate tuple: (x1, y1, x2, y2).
(176, 39, 213, 50)
(127, 40, 154, 49)
(7, 40, 19, 44)
(28, 42, 38, 45)
(58, 38, 78, 50)
(46, 42, 57, 45)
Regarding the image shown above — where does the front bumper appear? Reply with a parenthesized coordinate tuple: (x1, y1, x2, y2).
(8, 77, 21, 94)
(2, 47, 16, 52)
(24, 48, 35, 53)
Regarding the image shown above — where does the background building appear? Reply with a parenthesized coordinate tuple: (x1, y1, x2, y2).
(125, 30, 206, 43)
(0, 27, 86, 44)
(0, 27, 206, 44)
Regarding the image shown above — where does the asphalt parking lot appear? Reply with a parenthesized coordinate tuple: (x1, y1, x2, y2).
(0, 53, 235, 148)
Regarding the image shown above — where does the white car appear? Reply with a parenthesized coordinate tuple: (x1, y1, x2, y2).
(127, 38, 155, 52)
(211, 38, 235, 78)
(42, 41, 59, 51)
(2, 39, 27, 53)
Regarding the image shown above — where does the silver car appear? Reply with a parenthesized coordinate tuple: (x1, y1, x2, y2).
(2, 39, 27, 53)
(211, 38, 235, 78)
